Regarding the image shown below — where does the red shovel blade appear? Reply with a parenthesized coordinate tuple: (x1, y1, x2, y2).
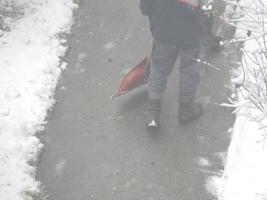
(111, 57, 149, 98)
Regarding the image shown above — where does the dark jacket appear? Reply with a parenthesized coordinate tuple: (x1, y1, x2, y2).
(140, 0, 206, 49)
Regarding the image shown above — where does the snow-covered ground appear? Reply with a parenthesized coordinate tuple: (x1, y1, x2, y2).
(0, 0, 76, 199)
(208, 0, 267, 199)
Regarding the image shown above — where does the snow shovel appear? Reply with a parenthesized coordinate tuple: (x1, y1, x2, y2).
(111, 57, 150, 99)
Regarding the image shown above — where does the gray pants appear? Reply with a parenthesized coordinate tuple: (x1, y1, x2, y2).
(147, 39, 200, 103)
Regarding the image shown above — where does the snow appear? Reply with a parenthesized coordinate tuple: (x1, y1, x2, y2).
(0, 0, 76, 199)
(220, 117, 267, 199)
(74, 52, 87, 74)
(198, 157, 211, 167)
(104, 41, 115, 51)
(55, 159, 67, 176)
(206, 0, 267, 199)
(1, 0, 267, 199)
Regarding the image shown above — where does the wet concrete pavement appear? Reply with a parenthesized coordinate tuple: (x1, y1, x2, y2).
(37, 0, 235, 199)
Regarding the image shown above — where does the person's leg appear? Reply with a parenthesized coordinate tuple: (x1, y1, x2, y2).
(146, 39, 178, 128)
(148, 39, 178, 100)
(179, 47, 200, 103)
(179, 46, 203, 124)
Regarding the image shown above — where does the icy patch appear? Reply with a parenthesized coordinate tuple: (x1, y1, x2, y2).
(55, 159, 67, 176)
(104, 41, 115, 51)
(123, 31, 132, 42)
(74, 52, 87, 74)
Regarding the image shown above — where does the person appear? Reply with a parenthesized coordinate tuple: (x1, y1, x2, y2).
(140, 0, 213, 128)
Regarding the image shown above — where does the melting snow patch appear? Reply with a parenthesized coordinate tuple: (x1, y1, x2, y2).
(198, 157, 211, 167)
(104, 41, 115, 51)
(55, 159, 67, 176)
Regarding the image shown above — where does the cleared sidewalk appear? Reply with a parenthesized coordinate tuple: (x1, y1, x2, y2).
(37, 0, 234, 199)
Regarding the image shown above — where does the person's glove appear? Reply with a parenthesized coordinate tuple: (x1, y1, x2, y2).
(197, 0, 214, 35)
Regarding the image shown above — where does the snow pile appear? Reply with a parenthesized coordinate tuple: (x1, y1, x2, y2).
(207, 0, 267, 199)
(0, 0, 76, 199)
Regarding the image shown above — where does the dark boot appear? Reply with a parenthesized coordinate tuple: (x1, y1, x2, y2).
(179, 101, 203, 124)
(146, 99, 161, 129)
